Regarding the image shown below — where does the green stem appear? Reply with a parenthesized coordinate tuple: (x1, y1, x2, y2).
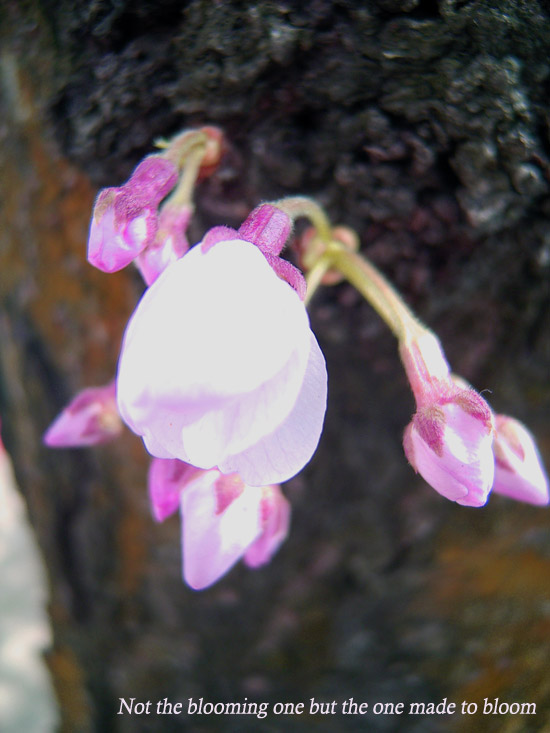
(165, 142, 206, 209)
(325, 245, 427, 343)
(273, 197, 333, 244)
(304, 253, 333, 306)
(266, 195, 429, 346)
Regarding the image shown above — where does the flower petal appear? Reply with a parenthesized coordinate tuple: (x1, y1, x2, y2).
(180, 471, 263, 589)
(148, 458, 200, 522)
(244, 485, 291, 568)
(218, 333, 327, 485)
(492, 415, 549, 506)
(408, 402, 495, 507)
(87, 156, 178, 273)
(134, 206, 191, 285)
(44, 383, 122, 447)
(117, 238, 320, 484)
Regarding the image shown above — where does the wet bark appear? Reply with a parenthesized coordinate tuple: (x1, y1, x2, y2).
(1, 1, 549, 731)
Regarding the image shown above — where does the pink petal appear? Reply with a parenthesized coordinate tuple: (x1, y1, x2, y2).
(406, 402, 495, 507)
(244, 485, 291, 568)
(88, 195, 157, 273)
(44, 383, 122, 447)
(173, 344, 307, 470)
(492, 415, 549, 506)
(148, 458, 201, 522)
(134, 205, 191, 285)
(180, 471, 264, 589)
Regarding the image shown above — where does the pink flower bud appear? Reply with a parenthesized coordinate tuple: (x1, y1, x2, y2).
(180, 469, 285, 589)
(403, 389, 495, 506)
(491, 415, 549, 506)
(44, 382, 122, 447)
(400, 336, 495, 506)
(116, 237, 327, 486)
(134, 205, 191, 285)
(87, 156, 178, 273)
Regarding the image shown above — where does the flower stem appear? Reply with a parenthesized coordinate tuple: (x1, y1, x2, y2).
(168, 142, 206, 208)
(326, 244, 427, 342)
(304, 254, 333, 306)
(271, 195, 429, 345)
(273, 197, 333, 244)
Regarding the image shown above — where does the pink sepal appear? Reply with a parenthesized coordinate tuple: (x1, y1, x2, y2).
(44, 382, 122, 447)
(399, 332, 451, 407)
(87, 156, 178, 273)
(148, 458, 200, 522)
(201, 226, 240, 253)
(244, 485, 290, 568)
(263, 254, 307, 300)
(238, 204, 292, 256)
(492, 415, 549, 506)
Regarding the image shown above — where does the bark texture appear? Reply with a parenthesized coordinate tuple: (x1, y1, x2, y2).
(1, 1, 549, 731)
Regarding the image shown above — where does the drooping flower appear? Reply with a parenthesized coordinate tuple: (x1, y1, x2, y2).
(491, 415, 549, 506)
(117, 226, 327, 486)
(44, 382, 122, 447)
(401, 332, 495, 506)
(87, 156, 179, 273)
(87, 126, 226, 278)
(148, 458, 290, 589)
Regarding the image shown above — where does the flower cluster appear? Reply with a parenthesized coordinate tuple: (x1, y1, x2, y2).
(44, 126, 548, 591)
(149, 458, 290, 589)
(45, 130, 327, 588)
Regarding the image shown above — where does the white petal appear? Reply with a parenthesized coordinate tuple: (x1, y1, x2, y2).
(219, 333, 327, 485)
(118, 239, 309, 405)
(117, 238, 316, 478)
(177, 344, 306, 469)
(181, 472, 263, 589)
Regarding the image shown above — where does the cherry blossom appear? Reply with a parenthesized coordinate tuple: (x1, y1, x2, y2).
(148, 458, 290, 589)
(117, 235, 327, 486)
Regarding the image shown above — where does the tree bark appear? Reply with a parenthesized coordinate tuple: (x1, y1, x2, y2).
(1, 1, 549, 731)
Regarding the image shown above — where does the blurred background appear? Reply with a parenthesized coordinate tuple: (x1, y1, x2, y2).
(0, 1, 549, 731)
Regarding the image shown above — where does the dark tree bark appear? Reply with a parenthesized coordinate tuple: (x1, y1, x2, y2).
(1, 1, 549, 731)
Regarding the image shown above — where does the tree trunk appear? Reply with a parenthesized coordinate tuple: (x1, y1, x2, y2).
(1, 1, 549, 731)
